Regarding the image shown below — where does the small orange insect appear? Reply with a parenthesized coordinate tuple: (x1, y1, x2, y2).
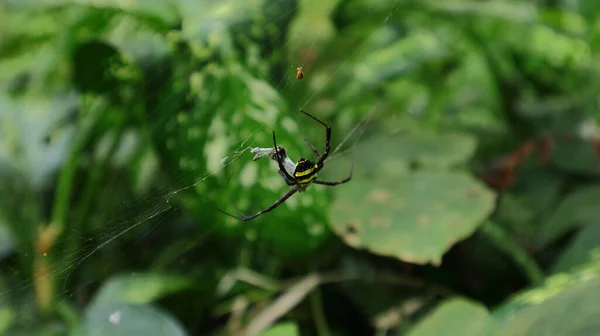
(296, 66, 304, 79)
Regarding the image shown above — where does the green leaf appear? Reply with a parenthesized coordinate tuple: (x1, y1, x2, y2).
(155, 62, 333, 258)
(351, 29, 449, 89)
(494, 259, 600, 336)
(537, 185, 600, 248)
(550, 139, 600, 177)
(494, 258, 600, 321)
(92, 273, 192, 305)
(350, 131, 478, 177)
(551, 221, 600, 274)
(494, 170, 563, 241)
(81, 301, 187, 336)
(0, 306, 15, 334)
(407, 298, 497, 336)
(72, 41, 126, 94)
(329, 170, 495, 265)
(424, 1, 538, 22)
(10, 0, 178, 27)
(0, 93, 78, 187)
(260, 322, 299, 336)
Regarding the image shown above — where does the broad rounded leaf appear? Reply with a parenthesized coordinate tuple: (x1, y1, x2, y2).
(407, 298, 497, 336)
(92, 273, 192, 305)
(81, 300, 186, 336)
(329, 170, 495, 265)
(355, 132, 478, 175)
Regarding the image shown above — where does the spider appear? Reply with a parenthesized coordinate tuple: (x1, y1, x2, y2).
(216, 109, 354, 221)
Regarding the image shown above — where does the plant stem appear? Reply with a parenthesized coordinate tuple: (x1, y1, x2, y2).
(50, 103, 100, 234)
(310, 285, 331, 336)
(68, 127, 124, 256)
(35, 97, 100, 313)
(56, 300, 80, 332)
(481, 220, 545, 285)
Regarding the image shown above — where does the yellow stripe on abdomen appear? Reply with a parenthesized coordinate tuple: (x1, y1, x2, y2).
(297, 174, 317, 185)
(294, 164, 318, 177)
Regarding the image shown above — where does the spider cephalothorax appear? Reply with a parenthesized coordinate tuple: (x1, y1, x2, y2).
(216, 109, 354, 221)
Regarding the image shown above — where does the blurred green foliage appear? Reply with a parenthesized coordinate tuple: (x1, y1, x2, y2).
(2, 0, 600, 335)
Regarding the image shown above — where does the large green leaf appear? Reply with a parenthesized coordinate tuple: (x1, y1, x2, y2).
(407, 298, 497, 336)
(329, 169, 495, 265)
(153, 59, 332, 258)
(345, 131, 478, 178)
(494, 259, 600, 336)
(80, 300, 187, 336)
(494, 258, 600, 320)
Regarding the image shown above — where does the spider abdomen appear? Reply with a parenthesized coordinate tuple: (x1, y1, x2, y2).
(294, 158, 318, 187)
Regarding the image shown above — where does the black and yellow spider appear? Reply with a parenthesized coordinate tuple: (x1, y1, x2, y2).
(216, 109, 354, 221)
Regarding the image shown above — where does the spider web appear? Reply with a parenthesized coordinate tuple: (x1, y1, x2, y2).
(1, 0, 403, 330)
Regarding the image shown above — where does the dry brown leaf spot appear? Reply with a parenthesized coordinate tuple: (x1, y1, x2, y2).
(369, 189, 391, 203)
(371, 216, 391, 228)
(417, 214, 430, 226)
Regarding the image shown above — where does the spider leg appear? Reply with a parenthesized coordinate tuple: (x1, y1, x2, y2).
(299, 109, 331, 168)
(314, 146, 355, 186)
(278, 169, 297, 186)
(303, 136, 320, 158)
(273, 130, 297, 184)
(215, 188, 298, 221)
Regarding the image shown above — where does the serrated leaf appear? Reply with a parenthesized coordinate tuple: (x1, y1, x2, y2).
(92, 273, 192, 305)
(329, 170, 495, 265)
(81, 300, 187, 336)
(407, 298, 497, 336)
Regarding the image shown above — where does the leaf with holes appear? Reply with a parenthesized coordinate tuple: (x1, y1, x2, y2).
(329, 170, 495, 265)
